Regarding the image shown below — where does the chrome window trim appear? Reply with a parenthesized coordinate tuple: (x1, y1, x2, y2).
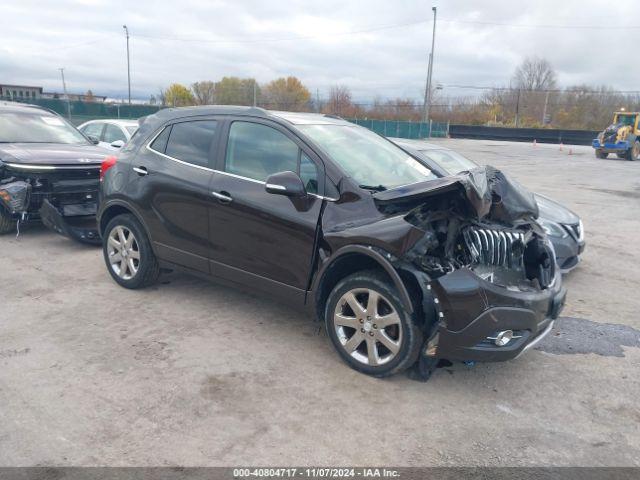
(212, 169, 338, 202)
(145, 127, 338, 201)
(145, 127, 215, 173)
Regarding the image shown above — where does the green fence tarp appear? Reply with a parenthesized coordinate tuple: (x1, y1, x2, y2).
(347, 118, 448, 139)
(1, 97, 449, 137)
(1, 96, 161, 125)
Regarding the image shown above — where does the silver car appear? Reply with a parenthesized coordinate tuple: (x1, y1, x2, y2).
(78, 119, 138, 151)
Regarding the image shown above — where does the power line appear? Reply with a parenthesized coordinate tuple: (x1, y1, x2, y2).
(439, 18, 640, 30)
(440, 84, 640, 95)
(133, 18, 431, 45)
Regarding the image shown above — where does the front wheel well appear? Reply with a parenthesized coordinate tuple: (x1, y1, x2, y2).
(314, 251, 422, 323)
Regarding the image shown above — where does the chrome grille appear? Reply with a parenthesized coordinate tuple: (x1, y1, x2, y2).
(565, 220, 584, 242)
(463, 227, 525, 268)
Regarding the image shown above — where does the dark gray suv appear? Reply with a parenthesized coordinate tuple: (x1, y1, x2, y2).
(98, 106, 566, 379)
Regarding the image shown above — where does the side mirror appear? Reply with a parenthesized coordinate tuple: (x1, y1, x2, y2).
(110, 140, 125, 149)
(87, 135, 100, 145)
(265, 171, 306, 197)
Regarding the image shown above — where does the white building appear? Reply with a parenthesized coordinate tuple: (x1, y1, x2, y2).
(0, 84, 43, 100)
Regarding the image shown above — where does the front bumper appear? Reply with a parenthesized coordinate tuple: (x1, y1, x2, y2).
(39, 199, 100, 244)
(423, 268, 566, 362)
(592, 139, 629, 152)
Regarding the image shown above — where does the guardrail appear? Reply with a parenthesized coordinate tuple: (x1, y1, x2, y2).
(449, 125, 599, 146)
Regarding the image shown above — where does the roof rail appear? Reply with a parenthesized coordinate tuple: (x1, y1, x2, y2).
(246, 106, 269, 116)
(323, 113, 345, 120)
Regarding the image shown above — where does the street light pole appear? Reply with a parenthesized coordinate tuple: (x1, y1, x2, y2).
(59, 67, 71, 120)
(123, 25, 131, 105)
(422, 6, 437, 126)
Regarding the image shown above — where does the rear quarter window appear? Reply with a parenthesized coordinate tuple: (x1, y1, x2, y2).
(149, 126, 171, 154)
(165, 120, 218, 168)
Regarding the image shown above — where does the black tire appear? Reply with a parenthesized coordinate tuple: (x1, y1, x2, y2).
(103, 213, 159, 289)
(626, 141, 640, 161)
(0, 208, 16, 235)
(324, 270, 423, 378)
(595, 149, 608, 159)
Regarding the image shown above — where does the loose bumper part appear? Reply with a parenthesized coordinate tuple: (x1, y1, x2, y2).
(422, 268, 565, 363)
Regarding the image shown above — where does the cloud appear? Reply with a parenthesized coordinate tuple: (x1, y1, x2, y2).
(1, 0, 637, 101)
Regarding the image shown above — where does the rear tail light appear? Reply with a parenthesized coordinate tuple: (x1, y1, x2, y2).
(100, 156, 117, 181)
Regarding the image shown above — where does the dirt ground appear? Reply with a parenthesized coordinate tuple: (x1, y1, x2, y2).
(1, 139, 639, 466)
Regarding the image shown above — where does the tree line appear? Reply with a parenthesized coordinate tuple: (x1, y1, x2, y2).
(152, 58, 638, 130)
(430, 57, 640, 130)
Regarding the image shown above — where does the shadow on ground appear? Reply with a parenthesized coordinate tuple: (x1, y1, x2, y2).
(537, 316, 640, 357)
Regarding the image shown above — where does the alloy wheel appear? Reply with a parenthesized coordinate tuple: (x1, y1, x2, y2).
(333, 288, 403, 366)
(107, 225, 140, 280)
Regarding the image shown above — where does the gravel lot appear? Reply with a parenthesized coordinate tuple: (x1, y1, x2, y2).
(1, 139, 639, 467)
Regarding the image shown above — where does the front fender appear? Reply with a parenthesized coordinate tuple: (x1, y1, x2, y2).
(312, 244, 415, 314)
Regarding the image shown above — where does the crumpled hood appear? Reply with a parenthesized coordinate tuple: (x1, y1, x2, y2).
(0, 143, 110, 166)
(535, 193, 579, 225)
(374, 166, 539, 224)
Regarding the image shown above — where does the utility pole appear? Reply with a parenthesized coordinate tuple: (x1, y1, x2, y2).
(123, 25, 131, 105)
(515, 88, 521, 128)
(253, 80, 257, 107)
(59, 68, 71, 120)
(422, 6, 437, 126)
(541, 90, 550, 125)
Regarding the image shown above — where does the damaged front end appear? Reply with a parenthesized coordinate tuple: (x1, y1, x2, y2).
(0, 163, 100, 244)
(372, 167, 566, 376)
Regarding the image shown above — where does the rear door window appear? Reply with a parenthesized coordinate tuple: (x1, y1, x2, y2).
(104, 124, 127, 143)
(165, 120, 218, 168)
(81, 122, 104, 141)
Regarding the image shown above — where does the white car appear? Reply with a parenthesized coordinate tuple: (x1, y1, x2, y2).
(78, 119, 138, 150)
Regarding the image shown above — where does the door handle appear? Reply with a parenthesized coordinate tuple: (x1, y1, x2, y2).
(133, 166, 148, 176)
(212, 191, 233, 203)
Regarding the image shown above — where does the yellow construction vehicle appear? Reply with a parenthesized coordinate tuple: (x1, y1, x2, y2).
(592, 112, 640, 160)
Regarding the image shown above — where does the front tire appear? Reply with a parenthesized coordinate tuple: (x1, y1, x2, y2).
(595, 149, 608, 159)
(103, 214, 159, 289)
(626, 141, 640, 161)
(324, 270, 423, 378)
(0, 208, 15, 235)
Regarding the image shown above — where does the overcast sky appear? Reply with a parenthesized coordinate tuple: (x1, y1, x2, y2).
(2, 0, 639, 102)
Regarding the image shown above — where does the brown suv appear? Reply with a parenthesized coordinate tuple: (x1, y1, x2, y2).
(97, 106, 566, 380)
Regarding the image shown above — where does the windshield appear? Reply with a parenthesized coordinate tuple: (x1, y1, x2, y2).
(420, 149, 478, 176)
(298, 124, 434, 190)
(0, 111, 89, 144)
(615, 114, 636, 127)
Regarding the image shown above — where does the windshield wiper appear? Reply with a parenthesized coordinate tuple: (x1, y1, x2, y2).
(358, 184, 387, 192)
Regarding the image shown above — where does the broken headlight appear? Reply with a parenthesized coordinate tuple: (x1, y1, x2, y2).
(538, 218, 567, 238)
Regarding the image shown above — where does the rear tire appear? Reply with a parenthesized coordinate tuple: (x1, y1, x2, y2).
(103, 214, 159, 289)
(595, 149, 608, 159)
(324, 270, 423, 378)
(0, 208, 15, 235)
